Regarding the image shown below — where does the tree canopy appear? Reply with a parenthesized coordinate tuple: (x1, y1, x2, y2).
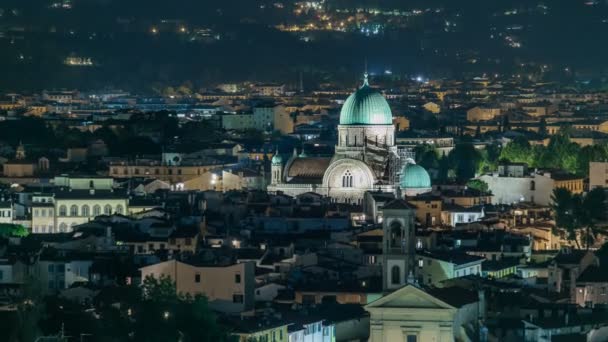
(551, 187, 607, 248)
(0, 224, 29, 238)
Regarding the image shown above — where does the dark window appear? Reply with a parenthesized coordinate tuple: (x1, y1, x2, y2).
(235, 274, 241, 283)
(302, 295, 315, 304)
(232, 294, 244, 303)
(195, 274, 200, 283)
(185, 238, 192, 246)
(148, 244, 154, 251)
(389, 221, 403, 248)
(391, 265, 400, 285)
(407, 335, 417, 342)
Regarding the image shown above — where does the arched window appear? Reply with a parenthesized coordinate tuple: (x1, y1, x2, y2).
(104, 204, 112, 215)
(342, 170, 353, 188)
(70, 205, 78, 217)
(391, 265, 400, 285)
(81, 205, 90, 217)
(59, 205, 67, 216)
(390, 221, 403, 248)
(93, 205, 101, 216)
(59, 222, 68, 233)
(116, 205, 124, 215)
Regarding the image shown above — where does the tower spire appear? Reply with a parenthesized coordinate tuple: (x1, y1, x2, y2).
(362, 57, 369, 87)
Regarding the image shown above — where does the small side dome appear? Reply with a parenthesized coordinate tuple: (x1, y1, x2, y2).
(272, 153, 283, 165)
(400, 160, 431, 190)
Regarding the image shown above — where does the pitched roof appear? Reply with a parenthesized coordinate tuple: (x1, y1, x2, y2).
(381, 199, 414, 210)
(577, 265, 608, 283)
(286, 157, 331, 179)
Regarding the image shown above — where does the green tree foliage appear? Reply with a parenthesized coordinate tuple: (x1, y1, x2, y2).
(3, 277, 45, 341)
(498, 130, 608, 176)
(580, 187, 607, 249)
(577, 144, 608, 175)
(448, 143, 482, 181)
(0, 224, 29, 237)
(551, 187, 581, 247)
(413, 144, 439, 171)
(551, 187, 607, 249)
(538, 130, 580, 173)
(437, 154, 450, 182)
(499, 136, 535, 166)
(132, 275, 230, 342)
(538, 118, 548, 136)
(466, 179, 489, 193)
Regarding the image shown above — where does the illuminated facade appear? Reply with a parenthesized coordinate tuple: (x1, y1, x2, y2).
(268, 75, 430, 203)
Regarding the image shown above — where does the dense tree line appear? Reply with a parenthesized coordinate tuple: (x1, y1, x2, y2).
(2, 275, 234, 341)
(414, 130, 608, 183)
(499, 131, 608, 176)
(552, 187, 607, 248)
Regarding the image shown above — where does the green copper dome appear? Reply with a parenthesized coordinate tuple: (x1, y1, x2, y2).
(339, 75, 393, 125)
(272, 147, 283, 164)
(400, 162, 431, 189)
(272, 153, 283, 165)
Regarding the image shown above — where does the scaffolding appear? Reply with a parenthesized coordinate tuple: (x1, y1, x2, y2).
(389, 146, 415, 186)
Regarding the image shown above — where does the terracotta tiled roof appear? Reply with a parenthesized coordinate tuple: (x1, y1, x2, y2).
(287, 157, 331, 179)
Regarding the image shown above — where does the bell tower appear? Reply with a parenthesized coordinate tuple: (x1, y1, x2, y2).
(15, 141, 26, 160)
(271, 147, 283, 185)
(381, 199, 416, 291)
